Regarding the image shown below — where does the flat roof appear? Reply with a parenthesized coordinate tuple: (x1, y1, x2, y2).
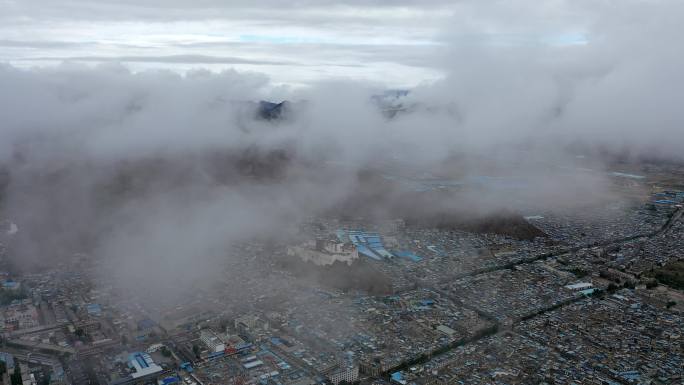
(243, 360, 264, 369)
(565, 282, 593, 290)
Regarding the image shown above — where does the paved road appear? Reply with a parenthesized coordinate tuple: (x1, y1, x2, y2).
(431, 207, 684, 285)
(377, 207, 683, 379)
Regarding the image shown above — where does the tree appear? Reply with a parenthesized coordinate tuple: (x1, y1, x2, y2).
(192, 344, 201, 358)
(39, 373, 50, 385)
(666, 301, 677, 309)
(219, 319, 230, 333)
(10, 363, 21, 385)
(0, 287, 29, 306)
(161, 347, 172, 358)
(570, 268, 588, 278)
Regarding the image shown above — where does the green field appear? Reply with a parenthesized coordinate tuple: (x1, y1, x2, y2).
(650, 260, 684, 291)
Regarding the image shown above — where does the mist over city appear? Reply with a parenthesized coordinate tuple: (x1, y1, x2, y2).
(0, 1, 682, 385)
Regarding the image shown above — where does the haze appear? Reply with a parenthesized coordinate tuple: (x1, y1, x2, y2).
(0, 0, 682, 291)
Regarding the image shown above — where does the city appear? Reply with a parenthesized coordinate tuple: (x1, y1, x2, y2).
(1, 1, 683, 384)
(0, 162, 682, 385)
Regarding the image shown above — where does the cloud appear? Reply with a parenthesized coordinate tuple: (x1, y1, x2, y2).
(0, 0, 449, 85)
(0, 0, 683, 301)
(23, 54, 306, 66)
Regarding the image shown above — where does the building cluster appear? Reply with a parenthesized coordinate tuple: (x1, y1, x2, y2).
(391, 290, 681, 385)
(438, 263, 587, 323)
(0, 301, 39, 331)
(287, 239, 359, 266)
(0, 174, 681, 385)
(531, 202, 666, 247)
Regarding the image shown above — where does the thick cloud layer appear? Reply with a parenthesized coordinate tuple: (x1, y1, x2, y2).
(0, 0, 683, 298)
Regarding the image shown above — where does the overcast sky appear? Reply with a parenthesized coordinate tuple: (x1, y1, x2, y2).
(0, 0, 598, 87)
